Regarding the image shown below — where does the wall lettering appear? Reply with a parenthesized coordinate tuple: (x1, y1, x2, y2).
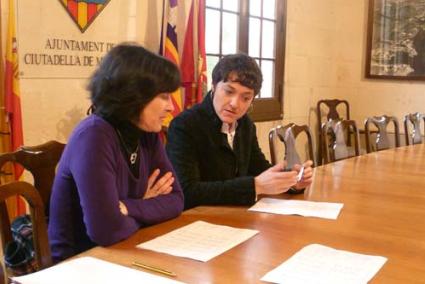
(22, 38, 114, 68)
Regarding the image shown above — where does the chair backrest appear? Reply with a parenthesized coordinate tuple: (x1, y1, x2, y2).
(269, 123, 315, 168)
(316, 99, 351, 165)
(364, 115, 400, 153)
(0, 262, 4, 284)
(317, 99, 350, 128)
(0, 140, 65, 217)
(321, 119, 360, 164)
(404, 112, 425, 145)
(0, 181, 52, 281)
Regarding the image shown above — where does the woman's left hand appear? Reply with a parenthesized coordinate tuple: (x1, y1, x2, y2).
(119, 201, 128, 216)
(293, 160, 314, 189)
(143, 169, 175, 199)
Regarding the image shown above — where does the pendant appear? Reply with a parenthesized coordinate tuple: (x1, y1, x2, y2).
(130, 152, 137, 164)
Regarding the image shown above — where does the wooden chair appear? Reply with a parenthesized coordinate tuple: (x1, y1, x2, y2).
(404, 112, 425, 145)
(0, 140, 65, 217)
(0, 181, 52, 282)
(269, 123, 315, 168)
(317, 99, 350, 123)
(321, 119, 360, 164)
(364, 115, 400, 153)
(316, 99, 350, 165)
(0, 262, 4, 284)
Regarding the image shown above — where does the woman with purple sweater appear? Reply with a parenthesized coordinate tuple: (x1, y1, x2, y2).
(48, 44, 184, 262)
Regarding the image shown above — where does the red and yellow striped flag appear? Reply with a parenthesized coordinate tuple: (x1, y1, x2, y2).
(159, 0, 183, 127)
(4, 0, 25, 215)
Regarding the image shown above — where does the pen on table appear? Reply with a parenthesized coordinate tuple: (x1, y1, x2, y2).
(132, 261, 177, 277)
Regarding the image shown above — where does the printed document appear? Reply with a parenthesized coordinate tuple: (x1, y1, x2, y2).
(12, 256, 184, 284)
(249, 198, 343, 219)
(137, 221, 258, 262)
(261, 244, 387, 284)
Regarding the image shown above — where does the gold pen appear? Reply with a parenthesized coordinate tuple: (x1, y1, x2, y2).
(132, 261, 177, 277)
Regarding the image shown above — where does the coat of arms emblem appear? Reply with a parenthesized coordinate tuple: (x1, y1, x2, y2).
(58, 0, 111, 33)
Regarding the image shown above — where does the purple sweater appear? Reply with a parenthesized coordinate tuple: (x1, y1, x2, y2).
(48, 115, 184, 262)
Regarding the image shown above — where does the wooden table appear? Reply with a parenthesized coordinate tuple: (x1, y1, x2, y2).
(80, 144, 425, 283)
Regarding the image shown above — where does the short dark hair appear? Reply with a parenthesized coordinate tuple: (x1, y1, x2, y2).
(88, 43, 180, 122)
(211, 53, 262, 95)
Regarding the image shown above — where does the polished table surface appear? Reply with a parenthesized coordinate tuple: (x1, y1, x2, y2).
(79, 144, 425, 283)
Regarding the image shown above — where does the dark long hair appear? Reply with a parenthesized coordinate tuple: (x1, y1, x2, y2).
(211, 53, 262, 95)
(88, 43, 180, 122)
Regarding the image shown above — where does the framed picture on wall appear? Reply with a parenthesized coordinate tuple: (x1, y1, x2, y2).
(366, 0, 425, 80)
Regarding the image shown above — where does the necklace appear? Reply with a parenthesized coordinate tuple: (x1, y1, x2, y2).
(115, 128, 140, 165)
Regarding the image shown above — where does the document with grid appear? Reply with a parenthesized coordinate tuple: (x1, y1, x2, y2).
(249, 198, 343, 219)
(137, 221, 259, 262)
(261, 244, 387, 284)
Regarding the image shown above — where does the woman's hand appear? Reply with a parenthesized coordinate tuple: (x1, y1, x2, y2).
(144, 169, 175, 199)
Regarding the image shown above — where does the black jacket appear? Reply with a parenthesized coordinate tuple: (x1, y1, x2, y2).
(166, 93, 271, 210)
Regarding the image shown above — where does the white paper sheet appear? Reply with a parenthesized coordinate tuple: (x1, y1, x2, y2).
(249, 198, 343, 219)
(137, 221, 259, 262)
(11, 256, 184, 284)
(261, 244, 387, 284)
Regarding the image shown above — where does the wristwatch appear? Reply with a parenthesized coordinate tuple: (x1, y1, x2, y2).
(287, 187, 305, 194)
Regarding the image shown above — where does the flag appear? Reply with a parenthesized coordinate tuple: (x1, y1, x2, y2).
(4, 0, 25, 215)
(181, 0, 207, 109)
(159, 0, 183, 127)
(0, 0, 11, 156)
(195, 0, 207, 103)
(0, 0, 19, 219)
